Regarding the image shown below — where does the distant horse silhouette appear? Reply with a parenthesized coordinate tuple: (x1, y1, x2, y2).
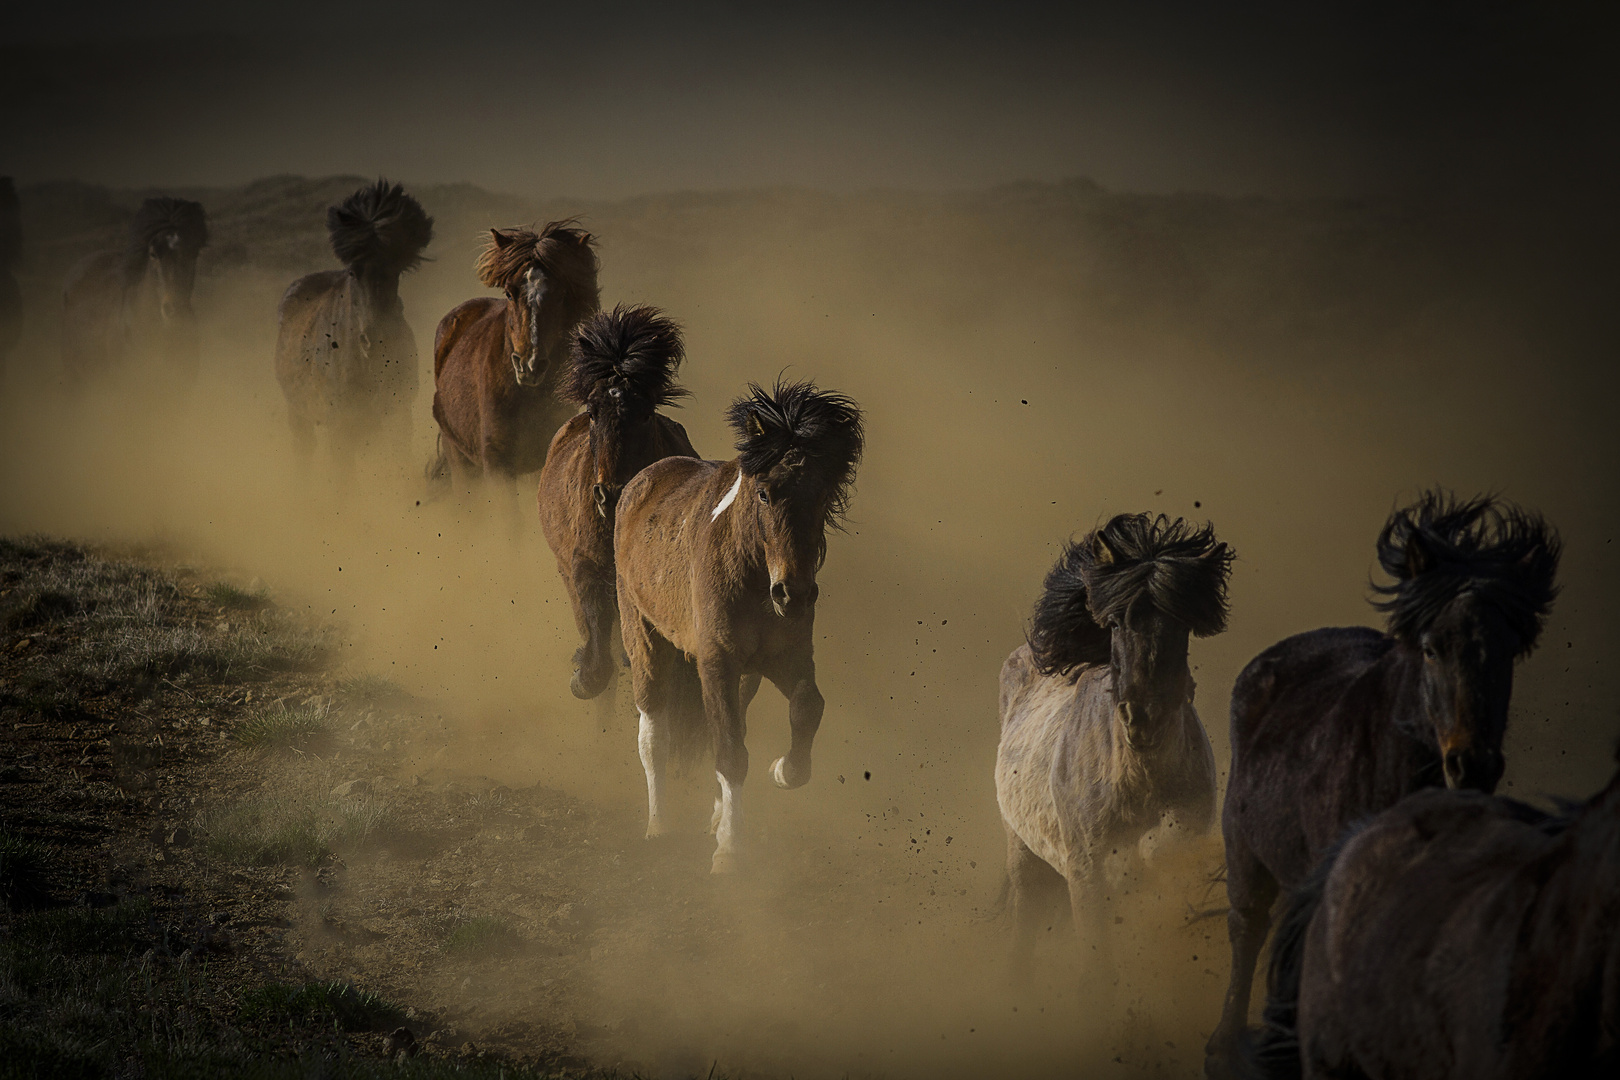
(0, 178, 21, 378)
(996, 514, 1233, 975)
(1206, 491, 1560, 1077)
(274, 179, 433, 467)
(431, 222, 600, 486)
(538, 304, 698, 700)
(615, 379, 863, 873)
(61, 196, 208, 383)
(1240, 753, 1620, 1080)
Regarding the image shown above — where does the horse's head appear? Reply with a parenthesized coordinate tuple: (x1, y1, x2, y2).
(1027, 516, 1233, 751)
(1090, 517, 1233, 750)
(562, 305, 688, 519)
(127, 197, 207, 325)
(1375, 491, 1561, 792)
(478, 223, 599, 389)
(725, 380, 864, 619)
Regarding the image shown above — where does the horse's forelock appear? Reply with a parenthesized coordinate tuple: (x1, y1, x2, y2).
(476, 220, 598, 297)
(563, 304, 687, 410)
(1372, 490, 1561, 651)
(126, 197, 208, 259)
(725, 380, 864, 529)
(1078, 514, 1234, 637)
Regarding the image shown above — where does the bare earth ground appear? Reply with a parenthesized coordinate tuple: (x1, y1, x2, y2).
(0, 536, 1226, 1080)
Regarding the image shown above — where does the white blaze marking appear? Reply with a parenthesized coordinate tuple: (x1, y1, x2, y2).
(714, 771, 739, 853)
(710, 470, 743, 520)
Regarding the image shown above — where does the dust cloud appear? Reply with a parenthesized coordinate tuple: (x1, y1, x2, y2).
(1, 178, 1616, 1077)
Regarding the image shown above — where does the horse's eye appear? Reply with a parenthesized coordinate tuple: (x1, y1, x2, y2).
(758, 489, 770, 504)
(1421, 643, 1437, 661)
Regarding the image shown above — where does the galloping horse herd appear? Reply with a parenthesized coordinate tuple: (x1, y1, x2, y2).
(27, 178, 1620, 1078)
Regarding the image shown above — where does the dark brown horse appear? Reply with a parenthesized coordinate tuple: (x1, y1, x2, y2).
(537, 304, 698, 700)
(615, 379, 863, 873)
(431, 222, 600, 485)
(61, 196, 207, 383)
(274, 179, 433, 467)
(1206, 491, 1561, 1077)
(996, 515, 1232, 975)
(1240, 753, 1620, 1080)
(0, 178, 21, 379)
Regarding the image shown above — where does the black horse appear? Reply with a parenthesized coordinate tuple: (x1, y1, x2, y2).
(1206, 490, 1561, 1076)
(1240, 752, 1620, 1079)
(0, 178, 21, 379)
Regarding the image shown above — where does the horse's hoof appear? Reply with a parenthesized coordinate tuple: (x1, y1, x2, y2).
(770, 756, 808, 789)
(569, 670, 592, 700)
(710, 849, 741, 874)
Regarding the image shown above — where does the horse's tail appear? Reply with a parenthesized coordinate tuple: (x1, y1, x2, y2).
(1234, 837, 1348, 1080)
(561, 304, 688, 415)
(327, 179, 433, 277)
(666, 654, 712, 771)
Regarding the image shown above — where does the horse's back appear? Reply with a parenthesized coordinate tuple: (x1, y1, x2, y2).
(1229, 625, 1390, 759)
(649, 415, 700, 460)
(1299, 789, 1585, 1078)
(433, 296, 502, 380)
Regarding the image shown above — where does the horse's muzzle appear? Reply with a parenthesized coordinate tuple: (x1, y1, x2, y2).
(769, 580, 818, 618)
(593, 483, 621, 519)
(1443, 746, 1504, 792)
(511, 353, 543, 387)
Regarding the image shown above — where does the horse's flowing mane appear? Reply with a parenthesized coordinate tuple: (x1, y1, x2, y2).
(0, 177, 20, 270)
(1371, 490, 1560, 655)
(327, 179, 432, 276)
(1029, 514, 1234, 678)
(122, 197, 208, 274)
(475, 220, 599, 306)
(725, 379, 864, 528)
(562, 304, 688, 415)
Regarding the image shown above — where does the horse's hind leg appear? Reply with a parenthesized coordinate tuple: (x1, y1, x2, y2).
(764, 657, 821, 790)
(1206, 829, 1279, 1079)
(1006, 827, 1066, 985)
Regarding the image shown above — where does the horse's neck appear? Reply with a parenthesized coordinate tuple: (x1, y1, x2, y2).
(1361, 644, 1440, 778)
(349, 269, 402, 324)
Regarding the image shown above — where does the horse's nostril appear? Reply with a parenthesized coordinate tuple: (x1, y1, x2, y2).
(770, 582, 789, 605)
(1444, 749, 1466, 785)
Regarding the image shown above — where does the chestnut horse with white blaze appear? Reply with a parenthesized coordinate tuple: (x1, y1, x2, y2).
(431, 221, 600, 484)
(615, 380, 864, 873)
(537, 304, 698, 700)
(996, 514, 1233, 975)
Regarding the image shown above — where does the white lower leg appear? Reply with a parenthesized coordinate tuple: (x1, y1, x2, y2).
(708, 792, 723, 835)
(638, 709, 667, 837)
(714, 770, 740, 854)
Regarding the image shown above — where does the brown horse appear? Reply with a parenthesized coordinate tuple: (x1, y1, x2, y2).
(431, 222, 600, 486)
(615, 379, 864, 873)
(274, 179, 433, 467)
(996, 515, 1232, 976)
(61, 196, 207, 383)
(0, 178, 21, 379)
(1240, 754, 1620, 1080)
(1206, 491, 1561, 1077)
(537, 304, 698, 700)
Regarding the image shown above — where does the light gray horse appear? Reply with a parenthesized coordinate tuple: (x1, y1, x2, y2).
(996, 513, 1233, 975)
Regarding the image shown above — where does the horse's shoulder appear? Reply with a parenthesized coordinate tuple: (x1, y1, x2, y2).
(1231, 626, 1391, 736)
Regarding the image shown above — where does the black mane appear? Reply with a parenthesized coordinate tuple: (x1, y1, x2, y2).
(562, 304, 688, 416)
(1371, 490, 1561, 655)
(0, 177, 19, 269)
(726, 378, 864, 528)
(123, 197, 207, 275)
(1028, 514, 1234, 679)
(327, 179, 433, 275)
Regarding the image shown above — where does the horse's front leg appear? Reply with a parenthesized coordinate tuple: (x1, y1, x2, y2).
(700, 656, 747, 874)
(767, 657, 822, 790)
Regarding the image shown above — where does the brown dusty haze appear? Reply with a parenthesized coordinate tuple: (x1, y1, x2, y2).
(1, 175, 1617, 1077)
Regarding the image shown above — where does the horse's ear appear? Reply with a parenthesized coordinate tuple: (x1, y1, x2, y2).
(1403, 529, 1433, 579)
(489, 229, 513, 249)
(747, 414, 765, 438)
(1091, 531, 1115, 567)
